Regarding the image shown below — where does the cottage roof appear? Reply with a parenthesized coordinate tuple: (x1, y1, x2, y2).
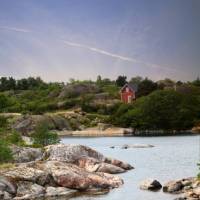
(120, 83, 138, 92)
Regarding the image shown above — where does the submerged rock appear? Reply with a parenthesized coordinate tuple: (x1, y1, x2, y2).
(122, 144, 155, 149)
(140, 179, 162, 191)
(111, 144, 155, 149)
(121, 144, 129, 149)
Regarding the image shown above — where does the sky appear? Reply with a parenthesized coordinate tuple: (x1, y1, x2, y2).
(0, 0, 199, 82)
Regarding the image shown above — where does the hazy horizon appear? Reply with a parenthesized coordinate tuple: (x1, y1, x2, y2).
(0, 0, 199, 82)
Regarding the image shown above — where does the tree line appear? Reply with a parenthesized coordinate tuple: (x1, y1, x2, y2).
(0, 75, 200, 124)
(110, 89, 200, 132)
(1, 75, 200, 92)
(0, 77, 47, 91)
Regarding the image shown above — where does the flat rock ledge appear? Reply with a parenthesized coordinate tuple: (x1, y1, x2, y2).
(163, 177, 200, 200)
(58, 127, 133, 137)
(0, 144, 133, 199)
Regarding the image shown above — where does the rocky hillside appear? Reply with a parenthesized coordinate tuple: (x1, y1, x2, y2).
(10, 110, 108, 136)
(58, 83, 101, 99)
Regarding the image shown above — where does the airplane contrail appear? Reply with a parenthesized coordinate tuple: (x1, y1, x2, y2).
(62, 40, 174, 71)
(63, 41, 136, 62)
(0, 26, 31, 33)
(0, 26, 176, 72)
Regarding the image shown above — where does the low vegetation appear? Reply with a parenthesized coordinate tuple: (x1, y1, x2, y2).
(0, 76, 200, 133)
(0, 115, 60, 162)
(111, 90, 200, 131)
(0, 140, 13, 163)
(32, 122, 60, 147)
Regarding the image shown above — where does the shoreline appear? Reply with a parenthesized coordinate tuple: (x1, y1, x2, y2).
(57, 130, 199, 137)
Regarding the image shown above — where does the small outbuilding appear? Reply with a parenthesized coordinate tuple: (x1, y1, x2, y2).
(120, 83, 138, 103)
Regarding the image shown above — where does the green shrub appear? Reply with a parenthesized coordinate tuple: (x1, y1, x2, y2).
(110, 90, 200, 130)
(0, 140, 13, 163)
(62, 98, 81, 109)
(198, 163, 200, 179)
(0, 116, 8, 128)
(32, 122, 60, 147)
(101, 85, 119, 98)
(7, 131, 24, 146)
(0, 94, 10, 112)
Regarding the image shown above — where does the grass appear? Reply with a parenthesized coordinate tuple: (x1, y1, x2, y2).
(0, 163, 15, 170)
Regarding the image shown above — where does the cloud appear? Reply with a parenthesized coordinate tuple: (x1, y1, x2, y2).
(0, 26, 31, 33)
(62, 40, 174, 71)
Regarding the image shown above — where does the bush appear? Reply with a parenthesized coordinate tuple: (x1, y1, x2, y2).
(137, 78, 158, 97)
(0, 116, 8, 128)
(110, 90, 200, 131)
(0, 94, 13, 112)
(7, 131, 24, 146)
(32, 122, 60, 147)
(21, 100, 58, 114)
(101, 85, 119, 98)
(0, 140, 13, 163)
(63, 98, 81, 109)
(110, 103, 134, 126)
(198, 163, 200, 179)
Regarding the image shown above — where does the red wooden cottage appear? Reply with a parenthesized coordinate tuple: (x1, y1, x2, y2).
(120, 83, 138, 103)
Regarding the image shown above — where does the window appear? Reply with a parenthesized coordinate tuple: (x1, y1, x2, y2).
(126, 87, 129, 92)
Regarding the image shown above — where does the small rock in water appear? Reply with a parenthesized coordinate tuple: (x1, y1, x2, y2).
(163, 177, 200, 200)
(121, 144, 129, 149)
(140, 179, 162, 191)
(111, 144, 154, 149)
(132, 144, 154, 148)
(121, 144, 154, 149)
(163, 180, 183, 193)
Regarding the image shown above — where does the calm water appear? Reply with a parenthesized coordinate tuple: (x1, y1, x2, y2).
(61, 135, 200, 200)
